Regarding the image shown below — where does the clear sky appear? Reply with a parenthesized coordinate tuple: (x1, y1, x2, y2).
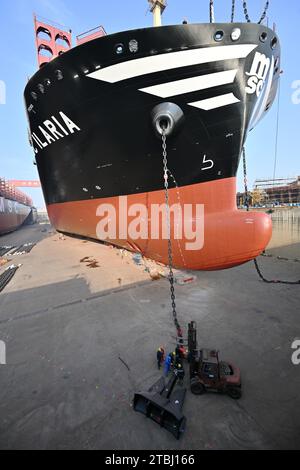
(0, 0, 299, 207)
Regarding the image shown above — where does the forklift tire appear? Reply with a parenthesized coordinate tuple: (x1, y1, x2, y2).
(190, 378, 205, 395)
(227, 387, 242, 399)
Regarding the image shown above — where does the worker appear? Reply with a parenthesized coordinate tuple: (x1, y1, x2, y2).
(156, 347, 164, 370)
(164, 353, 172, 376)
(176, 344, 186, 359)
(175, 363, 185, 384)
(170, 351, 176, 367)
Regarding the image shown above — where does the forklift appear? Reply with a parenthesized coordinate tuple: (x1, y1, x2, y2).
(133, 321, 242, 438)
(187, 321, 242, 399)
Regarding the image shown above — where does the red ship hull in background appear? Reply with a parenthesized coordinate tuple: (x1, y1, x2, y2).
(0, 178, 36, 235)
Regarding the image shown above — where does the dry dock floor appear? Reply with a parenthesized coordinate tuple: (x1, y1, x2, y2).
(0, 224, 300, 450)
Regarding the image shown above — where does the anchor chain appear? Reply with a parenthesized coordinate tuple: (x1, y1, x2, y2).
(231, 0, 236, 23)
(242, 1, 270, 25)
(209, 1, 268, 25)
(242, 147, 300, 285)
(242, 147, 250, 211)
(162, 131, 182, 340)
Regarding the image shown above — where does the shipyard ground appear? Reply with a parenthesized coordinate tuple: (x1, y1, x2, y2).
(0, 223, 300, 450)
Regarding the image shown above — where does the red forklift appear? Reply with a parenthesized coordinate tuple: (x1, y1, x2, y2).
(187, 321, 242, 399)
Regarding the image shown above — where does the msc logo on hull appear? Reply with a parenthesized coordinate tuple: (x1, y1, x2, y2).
(245, 52, 271, 97)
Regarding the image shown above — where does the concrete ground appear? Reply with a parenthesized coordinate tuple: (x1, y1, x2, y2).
(0, 224, 300, 450)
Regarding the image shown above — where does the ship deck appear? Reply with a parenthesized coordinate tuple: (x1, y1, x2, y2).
(0, 222, 300, 450)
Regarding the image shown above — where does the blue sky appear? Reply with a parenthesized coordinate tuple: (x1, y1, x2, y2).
(0, 0, 299, 207)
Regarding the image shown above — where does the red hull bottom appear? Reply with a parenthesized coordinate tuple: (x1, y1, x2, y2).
(47, 177, 272, 270)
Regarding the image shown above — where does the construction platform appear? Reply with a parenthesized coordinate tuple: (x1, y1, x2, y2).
(0, 223, 300, 450)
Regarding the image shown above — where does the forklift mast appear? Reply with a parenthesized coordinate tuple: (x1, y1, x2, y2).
(188, 321, 198, 378)
(188, 321, 197, 357)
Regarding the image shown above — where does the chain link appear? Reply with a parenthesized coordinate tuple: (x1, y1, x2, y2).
(242, 1, 251, 23)
(243, 146, 300, 285)
(209, 1, 268, 25)
(162, 132, 182, 336)
(242, 147, 249, 211)
(231, 0, 235, 23)
(242, 1, 270, 24)
(258, 0, 269, 24)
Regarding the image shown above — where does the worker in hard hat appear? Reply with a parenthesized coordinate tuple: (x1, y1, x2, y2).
(156, 347, 165, 370)
(175, 362, 185, 385)
(176, 344, 187, 360)
(170, 351, 176, 366)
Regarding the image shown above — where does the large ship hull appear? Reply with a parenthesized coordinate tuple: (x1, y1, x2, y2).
(24, 23, 280, 269)
(0, 197, 32, 235)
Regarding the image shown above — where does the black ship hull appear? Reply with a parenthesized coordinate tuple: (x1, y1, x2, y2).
(24, 23, 280, 269)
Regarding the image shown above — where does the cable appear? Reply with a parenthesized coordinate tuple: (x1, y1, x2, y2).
(209, 0, 214, 23)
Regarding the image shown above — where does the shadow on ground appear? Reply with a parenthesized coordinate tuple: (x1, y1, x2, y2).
(0, 256, 300, 449)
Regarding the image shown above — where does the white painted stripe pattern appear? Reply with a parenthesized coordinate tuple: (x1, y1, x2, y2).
(188, 93, 240, 111)
(87, 44, 257, 83)
(138, 69, 238, 98)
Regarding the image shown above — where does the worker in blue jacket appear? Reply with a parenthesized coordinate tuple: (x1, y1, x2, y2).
(164, 353, 172, 376)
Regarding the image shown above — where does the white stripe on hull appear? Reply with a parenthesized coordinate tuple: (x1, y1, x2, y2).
(87, 44, 257, 83)
(188, 93, 240, 110)
(139, 69, 238, 98)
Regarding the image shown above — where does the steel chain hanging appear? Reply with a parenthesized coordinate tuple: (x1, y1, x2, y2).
(161, 131, 182, 338)
(231, 0, 236, 23)
(242, 147, 300, 285)
(210, 1, 269, 24)
(242, 147, 250, 211)
(242, 1, 270, 24)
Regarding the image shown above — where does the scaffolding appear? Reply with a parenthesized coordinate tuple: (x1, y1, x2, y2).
(0, 177, 33, 207)
(253, 177, 300, 205)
